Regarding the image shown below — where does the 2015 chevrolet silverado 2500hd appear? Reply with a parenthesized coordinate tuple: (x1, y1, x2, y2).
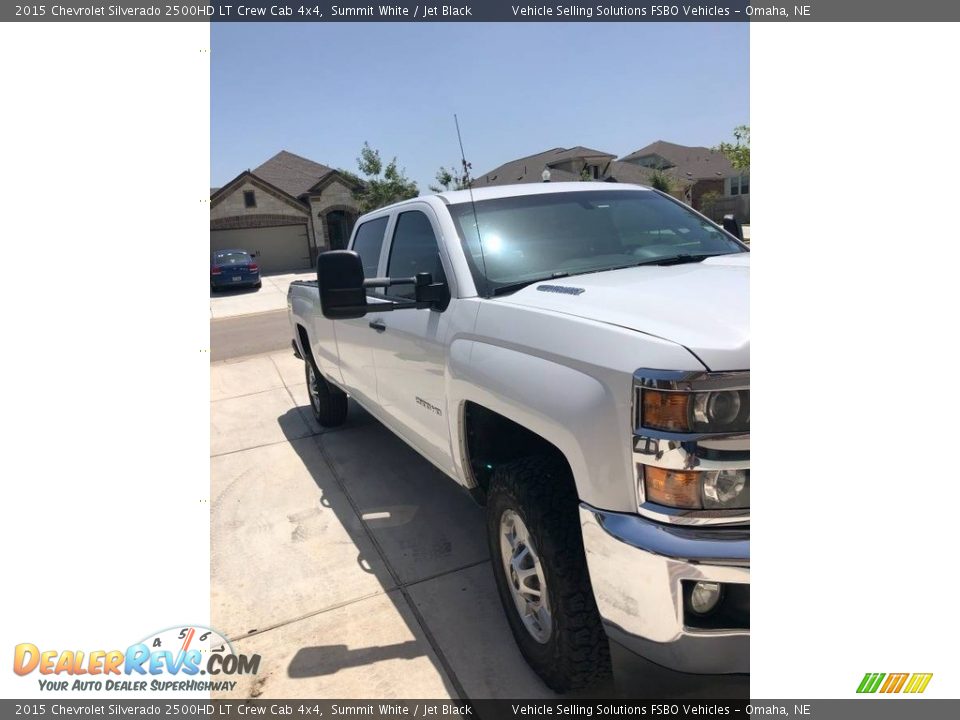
(287, 182, 749, 691)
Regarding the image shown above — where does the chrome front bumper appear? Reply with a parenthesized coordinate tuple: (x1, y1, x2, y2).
(579, 504, 749, 674)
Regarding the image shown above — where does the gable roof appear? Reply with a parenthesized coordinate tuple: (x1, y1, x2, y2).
(471, 146, 616, 187)
(209, 170, 309, 212)
(252, 150, 335, 198)
(619, 140, 737, 179)
(547, 146, 617, 163)
(604, 161, 661, 185)
(470, 140, 742, 190)
(470, 150, 697, 189)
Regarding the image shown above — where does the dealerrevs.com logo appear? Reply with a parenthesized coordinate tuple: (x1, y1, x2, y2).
(857, 672, 933, 694)
(13, 625, 260, 693)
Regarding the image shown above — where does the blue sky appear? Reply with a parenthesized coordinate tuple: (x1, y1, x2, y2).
(211, 23, 748, 192)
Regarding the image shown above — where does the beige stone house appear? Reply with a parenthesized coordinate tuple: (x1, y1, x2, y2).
(210, 151, 361, 273)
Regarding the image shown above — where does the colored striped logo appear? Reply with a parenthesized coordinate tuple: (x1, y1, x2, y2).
(857, 672, 933, 694)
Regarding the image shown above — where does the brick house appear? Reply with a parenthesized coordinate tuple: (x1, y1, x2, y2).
(471, 141, 749, 222)
(619, 141, 749, 222)
(210, 151, 361, 273)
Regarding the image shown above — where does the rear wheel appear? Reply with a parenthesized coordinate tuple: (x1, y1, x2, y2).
(487, 456, 611, 691)
(304, 360, 348, 427)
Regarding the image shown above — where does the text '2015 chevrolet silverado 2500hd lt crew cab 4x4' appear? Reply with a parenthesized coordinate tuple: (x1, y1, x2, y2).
(288, 182, 749, 691)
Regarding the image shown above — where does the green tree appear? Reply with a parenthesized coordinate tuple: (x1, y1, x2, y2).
(429, 164, 470, 193)
(715, 125, 750, 171)
(347, 142, 419, 212)
(649, 168, 673, 192)
(700, 190, 722, 218)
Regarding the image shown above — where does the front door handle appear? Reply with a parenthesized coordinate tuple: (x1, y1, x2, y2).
(368, 320, 386, 332)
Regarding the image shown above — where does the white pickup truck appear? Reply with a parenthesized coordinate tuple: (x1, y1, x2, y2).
(288, 182, 749, 691)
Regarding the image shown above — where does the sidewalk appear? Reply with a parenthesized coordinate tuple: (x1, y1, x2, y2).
(210, 271, 314, 319)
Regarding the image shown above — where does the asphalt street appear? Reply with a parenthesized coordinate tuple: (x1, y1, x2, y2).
(210, 309, 291, 361)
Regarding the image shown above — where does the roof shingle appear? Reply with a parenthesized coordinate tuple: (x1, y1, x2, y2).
(251, 150, 334, 198)
(470, 147, 611, 187)
(619, 140, 736, 180)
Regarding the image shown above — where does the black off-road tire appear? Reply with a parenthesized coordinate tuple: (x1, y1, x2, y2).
(487, 456, 612, 692)
(304, 358, 348, 427)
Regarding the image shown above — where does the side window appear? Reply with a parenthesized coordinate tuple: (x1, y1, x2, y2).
(350, 216, 388, 279)
(387, 211, 447, 301)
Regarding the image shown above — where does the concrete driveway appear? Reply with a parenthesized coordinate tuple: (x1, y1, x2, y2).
(211, 350, 748, 699)
(210, 271, 314, 319)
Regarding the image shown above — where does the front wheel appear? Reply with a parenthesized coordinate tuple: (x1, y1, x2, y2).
(486, 456, 611, 692)
(304, 360, 348, 427)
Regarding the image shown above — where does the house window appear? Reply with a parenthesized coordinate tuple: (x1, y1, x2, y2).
(243, 190, 256, 208)
(729, 175, 750, 196)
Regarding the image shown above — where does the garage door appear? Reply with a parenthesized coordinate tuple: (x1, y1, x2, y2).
(210, 224, 311, 273)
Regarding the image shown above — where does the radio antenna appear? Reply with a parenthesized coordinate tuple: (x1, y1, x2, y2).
(454, 114, 489, 293)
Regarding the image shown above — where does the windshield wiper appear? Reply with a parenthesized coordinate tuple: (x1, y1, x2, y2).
(489, 254, 722, 296)
(491, 272, 570, 296)
(562, 253, 725, 277)
(634, 253, 721, 267)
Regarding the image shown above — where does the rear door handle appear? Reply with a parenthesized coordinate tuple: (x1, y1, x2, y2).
(368, 320, 386, 332)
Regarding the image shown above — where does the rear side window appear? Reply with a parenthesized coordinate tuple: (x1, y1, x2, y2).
(350, 216, 388, 279)
(386, 211, 447, 300)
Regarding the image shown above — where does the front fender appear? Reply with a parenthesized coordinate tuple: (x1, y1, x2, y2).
(446, 303, 706, 513)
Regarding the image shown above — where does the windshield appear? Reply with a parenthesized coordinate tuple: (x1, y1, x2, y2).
(447, 189, 746, 296)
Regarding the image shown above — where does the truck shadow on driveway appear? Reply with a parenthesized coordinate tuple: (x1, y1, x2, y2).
(275, 401, 748, 700)
(288, 642, 423, 679)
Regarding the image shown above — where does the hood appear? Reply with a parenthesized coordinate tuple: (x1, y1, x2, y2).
(493, 254, 749, 371)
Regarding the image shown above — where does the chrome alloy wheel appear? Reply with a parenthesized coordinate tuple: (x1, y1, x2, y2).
(499, 509, 552, 643)
(307, 363, 321, 410)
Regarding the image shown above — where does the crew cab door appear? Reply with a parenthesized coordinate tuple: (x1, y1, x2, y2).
(333, 214, 390, 407)
(369, 206, 454, 469)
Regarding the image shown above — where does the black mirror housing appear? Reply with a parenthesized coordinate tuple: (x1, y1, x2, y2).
(316, 252, 451, 319)
(414, 273, 451, 311)
(317, 250, 368, 320)
(722, 214, 744, 242)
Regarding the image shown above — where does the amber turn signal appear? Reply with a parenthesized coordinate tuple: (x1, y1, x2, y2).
(642, 390, 691, 432)
(644, 466, 702, 509)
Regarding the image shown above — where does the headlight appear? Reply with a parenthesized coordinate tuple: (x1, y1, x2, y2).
(702, 469, 750, 509)
(642, 388, 749, 433)
(644, 466, 750, 510)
